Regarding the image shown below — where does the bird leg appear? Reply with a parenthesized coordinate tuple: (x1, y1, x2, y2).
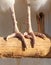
(24, 2, 36, 48)
(5, 5, 27, 50)
(24, 1, 46, 48)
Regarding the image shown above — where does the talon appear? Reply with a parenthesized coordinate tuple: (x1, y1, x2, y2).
(24, 32, 35, 48)
(29, 32, 35, 48)
(16, 32, 27, 49)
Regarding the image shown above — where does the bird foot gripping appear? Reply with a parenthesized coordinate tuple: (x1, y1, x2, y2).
(24, 32, 46, 39)
(24, 32, 35, 48)
(4, 32, 27, 51)
(24, 32, 46, 47)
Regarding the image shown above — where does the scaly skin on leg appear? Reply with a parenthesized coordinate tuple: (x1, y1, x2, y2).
(5, 5, 27, 50)
(24, 0, 46, 48)
(24, 1, 36, 48)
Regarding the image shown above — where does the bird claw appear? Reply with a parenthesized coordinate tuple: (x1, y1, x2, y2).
(24, 32, 46, 48)
(24, 32, 35, 48)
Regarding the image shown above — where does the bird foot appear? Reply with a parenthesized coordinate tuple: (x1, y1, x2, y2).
(4, 32, 27, 50)
(24, 32, 36, 48)
(35, 32, 46, 39)
(24, 32, 46, 48)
